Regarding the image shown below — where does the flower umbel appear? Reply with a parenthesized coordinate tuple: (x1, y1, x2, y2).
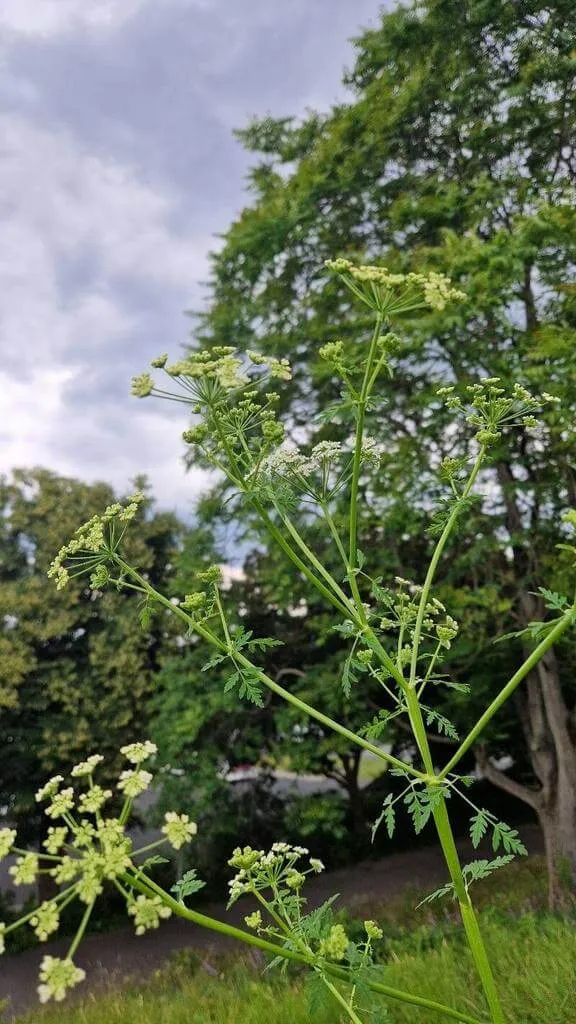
(38, 957, 86, 1003)
(161, 812, 198, 850)
(325, 258, 466, 315)
(128, 895, 172, 936)
(4, 744, 204, 1003)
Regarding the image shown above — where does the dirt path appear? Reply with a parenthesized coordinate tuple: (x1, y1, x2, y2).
(0, 825, 543, 1020)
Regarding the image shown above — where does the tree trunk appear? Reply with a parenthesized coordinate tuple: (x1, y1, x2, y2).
(479, 594, 576, 909)
(538, 789, 576, 910)
(341, 749, 367, 841)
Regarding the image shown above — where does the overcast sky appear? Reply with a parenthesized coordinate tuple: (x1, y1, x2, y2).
(0, 0, 386, 518)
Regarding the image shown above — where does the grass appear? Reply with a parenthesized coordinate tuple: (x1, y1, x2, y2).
(15, 858, 576, 1024)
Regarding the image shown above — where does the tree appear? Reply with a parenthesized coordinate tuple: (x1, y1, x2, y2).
(189, 0, 576, 904)
(0, 469, 180, 840)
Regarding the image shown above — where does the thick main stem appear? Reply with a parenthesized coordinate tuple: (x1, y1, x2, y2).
(403, 689, 505, 1024)
(398, 447, 505, 1024)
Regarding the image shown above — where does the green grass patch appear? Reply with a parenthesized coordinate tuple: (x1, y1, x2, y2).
(15, 859, 576, 1024)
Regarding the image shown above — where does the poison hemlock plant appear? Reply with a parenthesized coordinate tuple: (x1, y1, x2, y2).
(4, 261, 575, 1024)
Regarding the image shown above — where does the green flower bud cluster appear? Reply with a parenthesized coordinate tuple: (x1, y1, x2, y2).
(436, 379, 559, 448)
(226, 841, 322, 907)
(325, 258, 466, 315)
(0, 743, 199, 1003)
(436, 615, 459, 649)
(364, 919, 383, 940)
(247, 350, 292, 381)
(319, 923, 349, 961)
(47, 493, 144, 590)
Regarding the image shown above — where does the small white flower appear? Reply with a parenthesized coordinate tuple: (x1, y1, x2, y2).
(117, 770, 153, 798)
(46, 787, 75, 819)
(161, 812, 197, 850)
(120, 740, 158, 765)
(128, 895, 171, 936)
(30, 902, 60, 942)
(43, 827, 68, 855)
(37, 956, 86, 1003)
(78, 786, 112, 814)
(0, 828, 17, 860)
(9, 853, 39, 886)
(71, 755, 104, 777)
(36, 776, 64, 803)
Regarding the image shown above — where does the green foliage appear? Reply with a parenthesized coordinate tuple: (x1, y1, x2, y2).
(171, 870, 206, 904)
(16, 910, 576, 1024)
(0, 469, 180, 839)
(188, 0, 576, 889)
(11, 4, 576, 1020)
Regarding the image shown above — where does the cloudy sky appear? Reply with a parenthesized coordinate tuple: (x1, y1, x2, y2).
(0, 0, 386, 518)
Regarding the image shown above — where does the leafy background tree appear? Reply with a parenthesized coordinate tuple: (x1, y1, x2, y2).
(166, 0, 576, 904)
(0, 468, 180, 843)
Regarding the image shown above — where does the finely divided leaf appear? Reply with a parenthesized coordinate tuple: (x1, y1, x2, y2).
(470, 810, 490, 849)
(492, 821, 527, 856)
(171, 869, 206, 903)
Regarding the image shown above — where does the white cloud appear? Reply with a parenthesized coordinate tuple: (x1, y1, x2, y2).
(0, 0, 149, 37)
(0, 367, 211, 513)
(0, 113, 210, 510)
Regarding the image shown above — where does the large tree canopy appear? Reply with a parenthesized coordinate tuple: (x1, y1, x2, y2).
(178, 0, 576, 902)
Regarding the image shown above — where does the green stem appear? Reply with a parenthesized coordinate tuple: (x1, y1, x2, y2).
(124, 871, 489, 1024)
(397, 448, 507, 1023)
(233, 648, 425, 779)
(349, 313, 384, 567)
(439, 610, 574, 780)
(322, 975, 365, 1024)
(3, 885, 78, 936)
(67, 899, 95, 960)
(408, 448, 486, 690)
(251, 498, 352, 618)
(278, 510, 356, 614)
(117, 560, 425, 781)
(432, 801, 505, 1024)
(133, 838, 168, 859)
(321, 502, 351, 575)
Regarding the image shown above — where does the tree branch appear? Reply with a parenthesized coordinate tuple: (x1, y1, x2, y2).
(475, 744, 541, 812)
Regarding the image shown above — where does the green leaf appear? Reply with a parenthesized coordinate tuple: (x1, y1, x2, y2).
(305, 973, 332, 1017)
(426, 494, 482, 537)
(492, 821, 527, 856)
(341, 652, 358, 697)
(416, 881, 455, 907)
(535, 588, 568, 612)
(424, 706, 459, 740)
(495, 619, 559, 644)
(202, 653, 225, 671)
(404, 785, 448, 835)
(223, 670, 241, 693)
(171, 869, 206, 903)
(247, 636, 284, 652)
(138, 598, 154, 631)
(469, 809, 490, 849)
(238, 669, 265, 706)
(372, 794, 395, 841)
(462, 855, 515, 887)
(300, 894, 339, 943)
